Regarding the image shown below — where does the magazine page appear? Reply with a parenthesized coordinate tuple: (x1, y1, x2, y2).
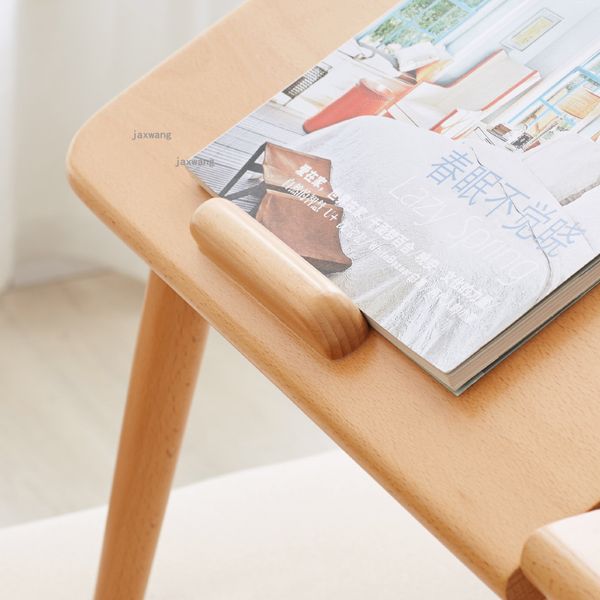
(187, 0, 600, 375)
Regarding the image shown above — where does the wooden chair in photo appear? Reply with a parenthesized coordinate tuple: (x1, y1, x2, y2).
(220, 142, 333, 199)
(66, 1, 600, 599)
(219, 142, 351, 273)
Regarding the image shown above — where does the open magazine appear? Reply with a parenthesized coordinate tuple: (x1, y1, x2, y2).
(186, 0, 600, 393)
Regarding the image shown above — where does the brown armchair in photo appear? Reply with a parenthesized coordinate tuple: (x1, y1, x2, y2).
(220, 142, 352, 274)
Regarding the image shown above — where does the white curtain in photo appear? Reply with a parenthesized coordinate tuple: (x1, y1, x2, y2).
(0, 1, 16, 291)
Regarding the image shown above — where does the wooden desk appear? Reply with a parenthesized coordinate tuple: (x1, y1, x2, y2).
(67, 1, 600, 598)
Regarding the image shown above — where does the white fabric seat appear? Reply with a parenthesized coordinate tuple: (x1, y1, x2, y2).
(0, 451, 494, 599)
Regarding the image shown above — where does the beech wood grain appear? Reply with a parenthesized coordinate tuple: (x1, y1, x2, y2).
(191, 198, 368, 359)
(67, 1, 600, 597)
(93, 273, 208, 600)
(521, 510, 600, 600)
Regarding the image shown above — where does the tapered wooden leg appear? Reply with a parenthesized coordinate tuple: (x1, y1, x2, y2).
(94, 272, 208, 600)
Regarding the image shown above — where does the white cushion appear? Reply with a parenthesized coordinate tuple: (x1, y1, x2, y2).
(0, 451, 494, 599)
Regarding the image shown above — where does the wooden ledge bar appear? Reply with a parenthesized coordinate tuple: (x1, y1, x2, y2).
(190, 198, 369, 360)
(521, 510, 600, 600)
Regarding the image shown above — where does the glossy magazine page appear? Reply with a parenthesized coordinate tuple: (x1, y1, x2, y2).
(186, 0, 600, 379)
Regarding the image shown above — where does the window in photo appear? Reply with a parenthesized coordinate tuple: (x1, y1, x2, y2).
(358, 0, 492, 50)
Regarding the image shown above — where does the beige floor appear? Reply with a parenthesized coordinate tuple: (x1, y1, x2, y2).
(0, 272, 333, 528)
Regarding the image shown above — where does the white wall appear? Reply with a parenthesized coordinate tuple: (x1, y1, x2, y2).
(0, 2, 17, 291)
(441, 0, 598, 83)
(6, 0, 242, 287)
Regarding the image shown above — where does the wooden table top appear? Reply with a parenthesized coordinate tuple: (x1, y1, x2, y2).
(67, 1, 600, 597)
